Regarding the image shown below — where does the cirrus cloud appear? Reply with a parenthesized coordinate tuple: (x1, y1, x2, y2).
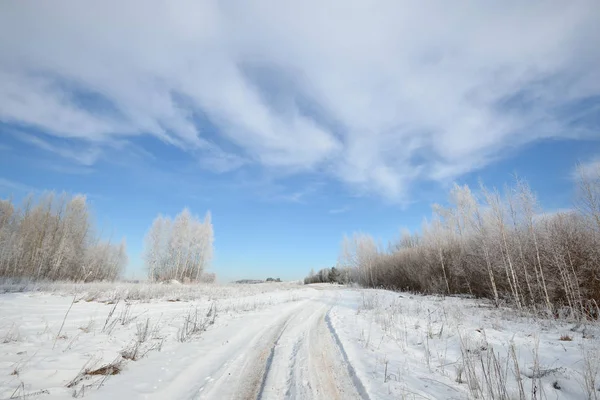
(0, 0, 599, 200)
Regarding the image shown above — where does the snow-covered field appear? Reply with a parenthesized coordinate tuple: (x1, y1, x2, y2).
(1, 283, 599, 399)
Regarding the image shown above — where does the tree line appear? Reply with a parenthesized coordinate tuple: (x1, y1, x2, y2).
(303, 266, 356, 284)
(0, 192, 216, 283)
(306, 163, 600, 318)
(0, 192, 127, 281)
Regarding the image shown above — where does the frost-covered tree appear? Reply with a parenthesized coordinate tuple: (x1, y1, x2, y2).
(144, 215, 168, 282)
(328, 267, 340, 283)
(576, 161, 600, 234)
(0, 192, 126, 281)
(143, 208, 214, 282)
(338, 233, 379, 287)
(305, 171, 600, 317)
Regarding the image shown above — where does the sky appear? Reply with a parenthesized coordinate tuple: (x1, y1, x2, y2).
(1, 1, 599, 282)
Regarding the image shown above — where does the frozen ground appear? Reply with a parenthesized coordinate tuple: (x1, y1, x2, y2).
(1, 283, 599, 399)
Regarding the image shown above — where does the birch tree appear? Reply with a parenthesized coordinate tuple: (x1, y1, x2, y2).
(143, 208, 214, 282)
(309, 170, 600, 314)
(0, 192, 127, 281)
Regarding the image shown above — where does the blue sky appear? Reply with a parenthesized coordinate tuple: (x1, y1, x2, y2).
(1, 1, 599, 281)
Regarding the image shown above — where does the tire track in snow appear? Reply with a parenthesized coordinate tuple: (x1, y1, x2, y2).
(305, 305, 346, 399)
(325, 310, 370, 400)
(194, 306, 299, 400)
(133, 294, 368, 400)
(259, 301, 367, 400)
(284, 337, 306, 399)
(254, 303, 325, 399)
(256, 315, 295, 399)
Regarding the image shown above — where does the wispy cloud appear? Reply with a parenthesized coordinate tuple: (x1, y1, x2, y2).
(239, 178, 325, 204)
(1, 1, 599, 199)
(197, 148, 247, 173)
(0, 177, 35, 193)
(329, 206, 350, 215)
(47, 164, 95, 175)
(272, 187, 317, 204)
(13, 131, 102, 166)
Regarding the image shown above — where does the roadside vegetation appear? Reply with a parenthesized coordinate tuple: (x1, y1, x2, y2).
(307, 162, 600, 319)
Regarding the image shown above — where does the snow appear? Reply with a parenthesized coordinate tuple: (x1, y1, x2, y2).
(329, 290, 600, 399)
(1, 283, 598, 399)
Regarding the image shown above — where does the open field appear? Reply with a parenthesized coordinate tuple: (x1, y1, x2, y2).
(1, 283, 599, 399)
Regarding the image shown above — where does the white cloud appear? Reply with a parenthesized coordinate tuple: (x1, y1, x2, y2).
(329, 206, 350, 215)
(14, 131, 102, 166)
(197, 148, 247, 173)
(1, 0, 599, 199)
(0, 178, 35, 193)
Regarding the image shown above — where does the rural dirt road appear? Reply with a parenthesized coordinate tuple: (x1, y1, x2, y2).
(190, 298, 369, 400)
(85, 290, 369, 400)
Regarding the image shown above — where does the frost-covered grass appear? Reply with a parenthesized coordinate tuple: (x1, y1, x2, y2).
(0, 281, 308, 399)
(0, 279, 302, 302)
(329, 289, 600, 400)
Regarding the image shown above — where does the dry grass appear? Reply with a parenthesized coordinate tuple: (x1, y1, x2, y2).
(66, 357, 124, 389)
(0, 279, 300, 303)
(67, 358, 125, 398)
(358, 288, 600, 400)
(86, 363, 122, 376)
(177, 302, 217, 342)
(581, 344, 600, 400)
(2, 325, 21, 343)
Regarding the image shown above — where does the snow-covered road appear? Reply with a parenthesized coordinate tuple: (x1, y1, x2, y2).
(192, 298, 365, 400)
(84, 289, 367, 400)
(2, 284, 598, 400)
